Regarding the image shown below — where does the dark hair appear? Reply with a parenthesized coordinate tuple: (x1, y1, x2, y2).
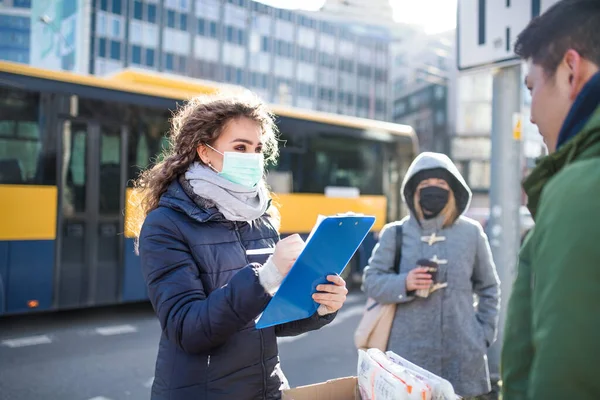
(514, 0, 600, 75)
(129, 91, 279, 238)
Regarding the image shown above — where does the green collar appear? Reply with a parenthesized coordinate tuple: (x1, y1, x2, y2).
(523, 106, 600, 218)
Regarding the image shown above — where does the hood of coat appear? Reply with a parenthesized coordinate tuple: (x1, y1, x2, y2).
(401, 152, 472, 217)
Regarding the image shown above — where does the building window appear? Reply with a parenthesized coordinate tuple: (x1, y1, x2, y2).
(165, 53, 174, 70)
(375, 68, 387, 82)
(132, 45, 142, 64)
(167, 10, 176, 28)
(225, 66, 233, 82)
(133, 0, 143, 20)
(261, 36, 270, 52)
(298, 83, 314, 98)
(146, 48, 155, 67)
(147, 4, 157, 23)
(320, 22, 336, 36)
(13, 0, 32, 8)
(112, 0, 122, 14)
(100, 0, 108, 12)
(358, 64, 371, 78)
(276, 8, 292, 21)
(180, 14, 188, 31)
(251, 72, 268, 89)
(178, 55, 187, 73)
(198, 18, 205, 35)
(209, 21, 218, 38)
(112, 18, 121, 38)
(98, 38, 107, 58)
(276, 40, 292, 58)
(298, 47, 315, 63)
(110, 40, 121, 60)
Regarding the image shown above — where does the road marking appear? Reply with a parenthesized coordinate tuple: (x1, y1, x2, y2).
(1, 335, 52, 348)
(277, 304, 364, 344)
(95, 324, 138, 336)
(143, 377, 154, 388)
(87, 397, 113, 400)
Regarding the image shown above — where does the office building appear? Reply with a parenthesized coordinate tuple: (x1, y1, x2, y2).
(391, 29, 457, 155)
(0, 0, 31, 64)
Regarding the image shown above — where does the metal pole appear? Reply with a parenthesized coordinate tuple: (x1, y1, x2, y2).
(486, 64, 522, 386)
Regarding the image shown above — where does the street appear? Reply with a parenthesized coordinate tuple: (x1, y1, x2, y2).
(0, 291, 366, 400)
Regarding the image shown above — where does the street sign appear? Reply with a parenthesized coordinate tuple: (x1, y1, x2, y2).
(457, 0, 560, 71)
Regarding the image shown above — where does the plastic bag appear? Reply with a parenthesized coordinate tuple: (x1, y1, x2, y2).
(385, 351, 457, 400)
(358, 349, 432, 400)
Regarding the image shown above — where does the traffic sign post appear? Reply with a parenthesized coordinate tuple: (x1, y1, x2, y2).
(487, 64, 522, 387)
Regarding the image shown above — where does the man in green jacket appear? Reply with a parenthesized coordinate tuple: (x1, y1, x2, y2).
(501, 1, 600, 399)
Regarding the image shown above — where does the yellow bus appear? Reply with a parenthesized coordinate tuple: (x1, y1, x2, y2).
(0, 60, 418, 315)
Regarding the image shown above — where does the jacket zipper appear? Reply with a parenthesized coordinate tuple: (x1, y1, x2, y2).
(234, 222, 267, 399)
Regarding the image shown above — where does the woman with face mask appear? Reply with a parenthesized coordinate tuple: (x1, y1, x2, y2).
(362, 152, 500, 399)
(131, 93, 348, 400)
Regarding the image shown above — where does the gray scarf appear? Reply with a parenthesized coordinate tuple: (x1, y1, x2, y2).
(184, 162, 269, 222)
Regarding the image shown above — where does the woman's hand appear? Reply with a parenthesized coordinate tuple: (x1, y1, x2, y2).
(271, 234, 305, 277)
(312, 275, 348, 315)
(406, 267, 433, 291)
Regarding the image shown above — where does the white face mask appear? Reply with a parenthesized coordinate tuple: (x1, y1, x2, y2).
(205, 144, 264, 188)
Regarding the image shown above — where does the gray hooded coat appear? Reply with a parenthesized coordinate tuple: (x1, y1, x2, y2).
(362, 152, 500, 398)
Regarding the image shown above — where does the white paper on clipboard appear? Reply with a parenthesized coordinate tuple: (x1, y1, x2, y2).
(305, 215, 325, 244)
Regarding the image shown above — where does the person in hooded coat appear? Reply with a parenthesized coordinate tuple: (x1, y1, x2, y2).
(362, 152, 500, 399)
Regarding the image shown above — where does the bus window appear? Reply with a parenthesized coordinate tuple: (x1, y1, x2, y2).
(302, 136, 383, 195)
(127, 107, 170, 186)
(0, 87, 43, 185)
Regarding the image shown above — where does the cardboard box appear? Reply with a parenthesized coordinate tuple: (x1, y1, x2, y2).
(282, 377, 360, 400)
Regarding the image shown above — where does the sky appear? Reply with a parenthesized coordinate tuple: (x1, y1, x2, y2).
(255, 0, 458, 35)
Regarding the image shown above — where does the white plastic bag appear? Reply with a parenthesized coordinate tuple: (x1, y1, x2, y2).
(358, 349, 432, 400)
(385, 351, 457, 400)
(368, 349, 432, 400)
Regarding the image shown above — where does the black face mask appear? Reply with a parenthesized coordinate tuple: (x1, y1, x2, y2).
(419, 186, 449, 219)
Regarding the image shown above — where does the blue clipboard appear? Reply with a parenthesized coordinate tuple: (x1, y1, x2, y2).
(255, 214, 376, 329)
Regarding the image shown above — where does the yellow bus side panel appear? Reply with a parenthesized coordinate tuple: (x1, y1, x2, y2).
(0, 185, 57, 240)
(274, 194, 387, 234)
(124, 189, 387, 238)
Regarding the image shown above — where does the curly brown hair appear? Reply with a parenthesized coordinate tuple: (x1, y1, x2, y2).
(129, 91, 280, 238)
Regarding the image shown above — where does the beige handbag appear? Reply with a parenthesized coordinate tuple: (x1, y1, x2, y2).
(354, 224, 403, 352)
(354, 299, 396, 351)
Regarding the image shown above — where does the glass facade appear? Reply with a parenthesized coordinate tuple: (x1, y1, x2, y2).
(2, 0, 391, 120)
(89, 0, 392, 121)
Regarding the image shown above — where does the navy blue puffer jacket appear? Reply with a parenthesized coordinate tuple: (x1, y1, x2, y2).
(139, 179, 335, 400)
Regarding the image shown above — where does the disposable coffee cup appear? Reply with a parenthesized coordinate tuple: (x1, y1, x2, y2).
(416, 258, 439, 283)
